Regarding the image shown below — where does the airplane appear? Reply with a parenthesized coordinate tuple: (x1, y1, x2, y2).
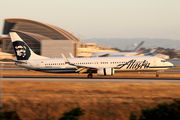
(91, 41, 144, 57)
(131, 48, 157, 57)
(142, 48, 157, 56)
(10, 32, 173, 78)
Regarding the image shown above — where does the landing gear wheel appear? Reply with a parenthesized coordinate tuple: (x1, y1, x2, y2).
(87, 74, 93, 78)
(87, 71, 93, 78)
(156, 73, 159, 77)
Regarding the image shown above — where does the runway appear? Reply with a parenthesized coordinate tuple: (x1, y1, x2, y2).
(2, 76, 180, 83)
(2, 66, 180, 72)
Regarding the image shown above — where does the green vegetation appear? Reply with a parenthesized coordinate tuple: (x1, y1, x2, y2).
(0, 108, 21, 120)
(59, 107, 85, 120)
(129, 112, 137, 120)
(0, 107, 84, 120)
(130, 100, 180, 120)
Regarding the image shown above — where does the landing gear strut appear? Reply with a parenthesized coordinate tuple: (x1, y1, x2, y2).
(156, 72, 159, 77)
(87, 71, 93, 78)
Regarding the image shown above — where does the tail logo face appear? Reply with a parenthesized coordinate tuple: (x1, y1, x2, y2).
(15, 45, 26, 57)
(13, 41, 31, 60)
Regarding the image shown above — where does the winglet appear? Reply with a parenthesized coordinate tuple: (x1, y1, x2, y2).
(69, 52, 74, 58)
(61, 53, 70, 64)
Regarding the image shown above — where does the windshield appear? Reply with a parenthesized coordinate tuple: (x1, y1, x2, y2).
(161, 60, 166, 62)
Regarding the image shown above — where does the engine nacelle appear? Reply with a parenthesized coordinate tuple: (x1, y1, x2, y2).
(97, 68, 114, 76)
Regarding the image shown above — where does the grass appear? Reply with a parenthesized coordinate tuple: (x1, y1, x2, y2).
(2, 81, 180, 120)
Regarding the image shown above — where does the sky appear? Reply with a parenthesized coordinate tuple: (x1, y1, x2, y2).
(0, 0, 180, 40)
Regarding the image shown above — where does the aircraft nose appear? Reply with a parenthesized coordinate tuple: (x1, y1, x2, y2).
(168, 61, 174, 67)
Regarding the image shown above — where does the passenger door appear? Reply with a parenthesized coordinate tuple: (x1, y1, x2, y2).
(36, 61, 41, 69)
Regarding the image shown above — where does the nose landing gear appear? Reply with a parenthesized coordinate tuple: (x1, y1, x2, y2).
(156, 72, 159, 77)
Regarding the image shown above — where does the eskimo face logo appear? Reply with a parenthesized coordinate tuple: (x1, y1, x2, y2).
(13, 41, 31, 60)
(15, 45, 26, 57)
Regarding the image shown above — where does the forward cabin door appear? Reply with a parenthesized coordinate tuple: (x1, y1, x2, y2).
(36, 61, 41, 69)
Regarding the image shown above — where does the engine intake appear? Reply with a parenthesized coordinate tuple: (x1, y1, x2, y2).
(97, 68, 114, 76)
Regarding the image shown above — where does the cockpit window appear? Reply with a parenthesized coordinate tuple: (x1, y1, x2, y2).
(161, 60, 166, 62)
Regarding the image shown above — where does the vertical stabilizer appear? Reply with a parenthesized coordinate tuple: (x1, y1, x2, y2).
(145, 48, 157, 56)
(132, 41, 144, 52)
(10, 32, 48, 60)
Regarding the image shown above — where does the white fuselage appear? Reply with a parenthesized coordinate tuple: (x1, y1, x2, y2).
(92, 52, 139, 57)
(16, 56, 173, 73)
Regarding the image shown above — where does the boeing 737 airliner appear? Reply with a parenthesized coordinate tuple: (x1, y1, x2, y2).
(10, 32, 173, 78)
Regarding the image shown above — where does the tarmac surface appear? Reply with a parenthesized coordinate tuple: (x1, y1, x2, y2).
(2, 76, 180, 83)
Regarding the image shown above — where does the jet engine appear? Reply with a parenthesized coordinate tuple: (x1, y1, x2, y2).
(97, 68, 114, 76)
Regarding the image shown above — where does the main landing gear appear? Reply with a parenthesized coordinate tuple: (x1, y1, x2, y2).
(87, 71, 93, 78)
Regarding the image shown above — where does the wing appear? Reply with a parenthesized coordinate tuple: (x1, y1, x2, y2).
(61, 54, 99, 73)
(99, 53, 109, 57)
